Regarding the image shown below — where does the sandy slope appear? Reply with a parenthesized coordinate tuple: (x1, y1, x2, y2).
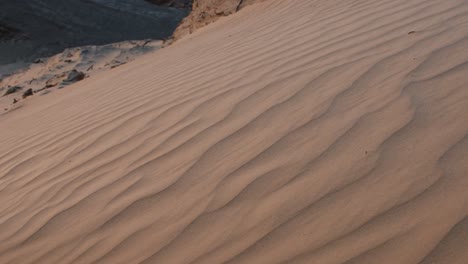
(0, 0, 468, 263)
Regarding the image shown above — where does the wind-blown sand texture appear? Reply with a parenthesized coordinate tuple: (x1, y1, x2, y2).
(1, 0, 468, 263)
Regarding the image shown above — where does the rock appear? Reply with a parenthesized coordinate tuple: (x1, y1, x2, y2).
(63, 70, 85, 83)
(22, 88, 34, 99)
(46, 70, 84, 88)
(110, 61, 127, 69)
(13, 98, 18, 104)
(173, 0, 265, 40)
(46, 73, 66, 88)
(3, 86, 22, 96)
(33, 59, 44, 64)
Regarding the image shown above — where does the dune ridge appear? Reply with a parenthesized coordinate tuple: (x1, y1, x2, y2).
(0, 0, 468, 263)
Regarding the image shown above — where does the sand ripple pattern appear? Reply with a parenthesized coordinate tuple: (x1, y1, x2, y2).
(1, 0, 468, 263)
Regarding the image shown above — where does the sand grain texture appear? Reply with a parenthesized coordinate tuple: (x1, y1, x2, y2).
(1, 0, 468, 263)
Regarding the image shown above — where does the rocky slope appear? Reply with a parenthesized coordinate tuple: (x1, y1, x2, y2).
(0, 39, 162, 112)
(0, 0, 189, 65)
(173, 0, 265, 40)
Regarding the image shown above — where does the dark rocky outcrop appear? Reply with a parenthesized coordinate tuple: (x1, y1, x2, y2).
(45, 69, 85, 89)
(173, 0, 265, 40)
(3, 86, 22, 96)
(22, 88, 33, 99)
(63, 70, 85, 84)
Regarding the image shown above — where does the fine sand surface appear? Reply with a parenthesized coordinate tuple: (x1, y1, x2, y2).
(1, 0, 468, 263)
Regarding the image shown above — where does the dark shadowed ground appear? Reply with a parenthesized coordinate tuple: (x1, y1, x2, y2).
(0, 0, 190, 65)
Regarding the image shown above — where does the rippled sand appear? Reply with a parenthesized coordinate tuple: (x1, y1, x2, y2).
(1, 0, 467, 263)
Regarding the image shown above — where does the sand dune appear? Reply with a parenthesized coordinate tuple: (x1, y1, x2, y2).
(1, 0, 468, 263)
(0, 39, 162, 112)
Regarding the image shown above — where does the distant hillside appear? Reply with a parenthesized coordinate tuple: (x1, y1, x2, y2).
(0, 0, 189, 65)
